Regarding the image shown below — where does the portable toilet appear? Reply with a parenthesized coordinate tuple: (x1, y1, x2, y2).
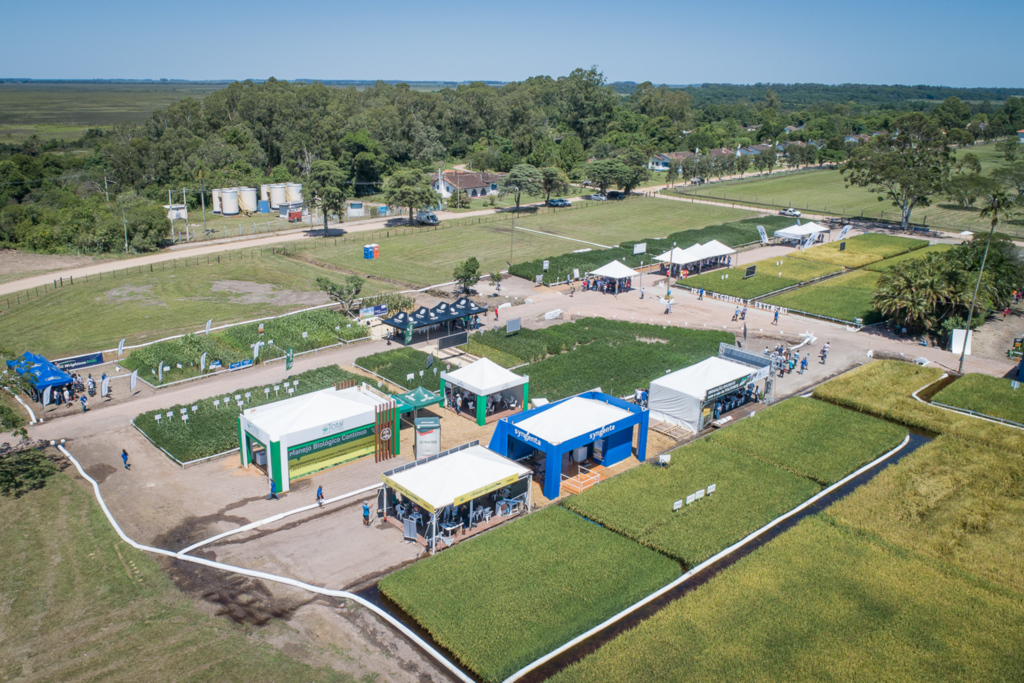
(363, 244, 379, 259)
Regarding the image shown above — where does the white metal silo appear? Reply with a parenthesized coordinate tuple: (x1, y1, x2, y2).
(239, 187, 258, 213)
(269, 183, 287, 209)
(285, 182, 303, 203)
(212, 189, 222, 214)
(260, 184, 270, 201)
(221, 188, 240, 216)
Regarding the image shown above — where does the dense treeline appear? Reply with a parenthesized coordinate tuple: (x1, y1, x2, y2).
(3, 70, 1024, 254)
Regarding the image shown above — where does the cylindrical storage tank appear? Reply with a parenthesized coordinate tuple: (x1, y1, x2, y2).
(239, 187, 258, 213)
(212, 189, 222, 214)
(260, 184, 270, 201)
(285, 182, 303, 203)
(221, 188, 240, 216)
(269, 183, 287, 209)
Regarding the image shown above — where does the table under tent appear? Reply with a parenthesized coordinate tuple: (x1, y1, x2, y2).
(380, 443, 533, 552)
(774, 221, 830, 247)
(440, 358, 529, 426)
(488, 391, 648, 500)
(584, 260, 639, 294)
(5, 352, 76, 405)
(382, 297, 487, 345)
(648, 356, 770, 434)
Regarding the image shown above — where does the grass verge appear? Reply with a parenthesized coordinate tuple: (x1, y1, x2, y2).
(931, 373, 1024, 424)
(765, 269, 882, 323)
(791, 233, 925, 268)
(683, 255, 841, 299)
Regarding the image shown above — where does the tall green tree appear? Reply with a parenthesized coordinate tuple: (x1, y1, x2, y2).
(617, 147, 651, 193)
(587, 159, 630, 194)
(452, 257, 481, 294)
(499, 164, 542, 214)
(307, 160, 350, 237)
(540, 166, 571, 200)
(383, 169, 439, 225)
(315, 275, 364, 317)
(842, 113, 952, 229)
(665, 159, 680, 187)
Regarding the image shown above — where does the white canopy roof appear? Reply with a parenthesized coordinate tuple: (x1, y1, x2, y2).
(589, 260, 639, 279)
(243, 385, 385, 442)
(698, 239, 736, 258)
(654, 245, 702, 265)
(775, 222, 829, 239)
(441, 357, 527, 396)
(648, 358, 758, 433)
(515, 396, 633, 445)
(382, 445, 530, 513)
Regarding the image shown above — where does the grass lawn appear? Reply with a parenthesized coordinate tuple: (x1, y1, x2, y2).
(791, 233, 925, 268)
(931, 373, 1024, 424)
(548, 515, 1024, 683)
(0, 253, 390, 358)
(683, 256, 841, 299)
(0, 473, 354, 682)
(765, 269, 882, 323)
(378, 506, 680, 683)
(864, 243, 953, 271)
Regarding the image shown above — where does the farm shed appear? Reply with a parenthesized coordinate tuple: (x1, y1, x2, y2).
(381, 443, 533, 552)
(239, 382, 398, 492)
(648, 357, 767, 433)
(488, 391, 648, 500)
(441, 358, 529, 426)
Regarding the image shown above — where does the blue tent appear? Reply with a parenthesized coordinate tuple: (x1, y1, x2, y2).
(6, 352, 74, 395)
(488, 391, 648, 500)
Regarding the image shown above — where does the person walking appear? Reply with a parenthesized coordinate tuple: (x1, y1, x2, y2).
(80, 395, 88, 412)
(800, 357, 808, 374)
(494, 306, 499, 321)
(268, 479, 279, 500)
(120, 449, 130, 470)
(773, 309, 779, 325)
(362, 501, 371, 527)
(640, 287, 645, 300)
(454, 392, 462, 416)
(698, 288, 704, 301)
(732, 307, 740, 322)
(741, 305, 748, 320)
(316, 485, 324, 508)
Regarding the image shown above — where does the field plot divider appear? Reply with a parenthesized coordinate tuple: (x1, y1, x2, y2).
(54, 444, 476, 683)
(501, 433, 912, 683)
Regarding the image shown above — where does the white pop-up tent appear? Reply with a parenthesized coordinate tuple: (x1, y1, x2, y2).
(589, 260, 640, 279)
(649, 357, 763, 433)
(774, 222, 829, 240)
(654, 246, 701, 265)
(697, 239, 737, 259)
(441, 358, 529, 426)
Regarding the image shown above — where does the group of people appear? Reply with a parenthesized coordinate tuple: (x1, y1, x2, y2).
(581, 276, 631, 295)
(49, 372, 103, 411)
(732, 305, 748, 321)
(712, 383, 760, 421)
(447, 388, 517, 417)
(632, 386, 649, 408)
(764, 342, 831, 376)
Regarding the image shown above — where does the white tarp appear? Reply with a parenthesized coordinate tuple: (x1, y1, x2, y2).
(654, 245, 703, 266)
(648, 357, 757, 433)
(441, 357, 528, 396)
(382, 445, 530, 513)
(774, 222, 829, 239)
(515, 396, 634, 445)
(590, 260, 640, 279)
(697, 239, 737, 258)
(242, 384, 386, 443)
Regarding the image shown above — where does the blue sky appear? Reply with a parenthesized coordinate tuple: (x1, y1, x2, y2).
(4, 0, 1020, 86)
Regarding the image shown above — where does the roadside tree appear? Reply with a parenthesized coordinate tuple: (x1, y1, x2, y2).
(500, 164, 542, 214)
(453, 257, 481, 294)
(315, 275, 364, 317)
(540, 167, 571, 200)
(383, 169, 439, 225)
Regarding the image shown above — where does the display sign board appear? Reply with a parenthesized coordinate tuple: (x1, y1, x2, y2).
(360, 304, 389, 319)
(535, 275, 544, 284)
(705, 373, 753, 401)
(542, 260, 550, 271)
(573, 268, 580, 279)
(757, 224, 768, 243)
(404, 322, 414, 345)
(229, 359, 254, 371)
(743, 265, 757, 279)
(673, 499, 683, 511)
(837, 224, 853, 240)
(839, 241, 847, 252)
(415, 418, 441, 459)
(286, 347, 294, 371)
(439, 331, 469, 350)
(633, 242, 647, 255)
(506, 318, 521, 334)
(54, 352, 104, 372)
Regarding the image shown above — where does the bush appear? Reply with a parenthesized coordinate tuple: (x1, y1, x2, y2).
(0, 449, 59, 498)
(133, 366, 359, 462)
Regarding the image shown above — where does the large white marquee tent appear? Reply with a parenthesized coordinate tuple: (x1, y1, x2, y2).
(648, 357, 762, 433)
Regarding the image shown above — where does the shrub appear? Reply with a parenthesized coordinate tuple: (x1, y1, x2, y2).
(0, 449, 59, 498)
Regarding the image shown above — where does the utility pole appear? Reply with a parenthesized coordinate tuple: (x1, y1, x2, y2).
(104, 176, 110, 202)
(199, 171, 207, 237)
(121, 207, 129, 254)
(183, 187, 189, 241)
(168, 188, 175, 243)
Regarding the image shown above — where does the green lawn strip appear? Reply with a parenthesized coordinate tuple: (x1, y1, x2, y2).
(121, 309, 367, 385)
(0, 253, 377, 358)
(510, 215, 791, 284)
(548, 515, 1024, 683)
(133, 366, 358, 462)
(684, 256, 841, 299)
(564, 439, 821, 567)
(790, 233, 926, 268)
(931, 373, 1024, 424)
(765, 269, 882, 323)
(827, 433, 1024, 596)
(355, 347, 449, 392)
(811, 360, 1024, 456)
(378, 506, 679, 683)
(0, 474, 352, 682)
(864, 243, 952, 272)
(707, 398, 906, 484)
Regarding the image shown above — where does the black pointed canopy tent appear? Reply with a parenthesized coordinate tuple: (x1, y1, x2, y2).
(381, 298, 488, 340)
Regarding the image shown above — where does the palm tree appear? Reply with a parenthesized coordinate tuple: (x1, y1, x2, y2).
(958, 189, 1015, 373)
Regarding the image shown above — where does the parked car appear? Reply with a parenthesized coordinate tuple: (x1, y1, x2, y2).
(547, 198, 571, 207)
(606, 190, 625, 200)
(691, 178, 706, 185)
(416, 209, 440, 225)
(587, 194, 607, 201)
(779, 208, 802, 217)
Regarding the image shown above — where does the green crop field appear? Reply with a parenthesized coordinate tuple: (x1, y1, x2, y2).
(792, 233, 925, 268)
(863, 243, 953, 271)
(670, 162, 1023, 234)
(765, 269, 882, 323)
(548, 515, 1024, 683)
(378, 506, 679, 683)
(465, 318, 733, 401)
(708, 398, 906, 484)
(683, 255, 841, 299)
(133, 366, 358, 462)
(931, 373, 1024, 424)
(0, 473, 353, 682)
(355, 347, 449, 392)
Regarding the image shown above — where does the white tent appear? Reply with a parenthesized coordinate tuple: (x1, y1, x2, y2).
(648, 357, 760, 433)
(774, 222, 829, 240)
(382, 445, 531, 514)
(441, 357, 527, 396)
(515, 396, 634, 445)
(242, 385, 384, 446)
(654, 245, 703, 265)
(698, 239, 736, 258)
(589, 260, 640, 279)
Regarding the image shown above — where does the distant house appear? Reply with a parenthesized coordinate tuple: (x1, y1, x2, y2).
(708, 147, 735, 158)
(844, 134, 871, 145)
(430, 170, 507, 199)
(648, 150, 697, 171)
(739, 144, 775, 156)
(1018, 129, 1024, 143)
(783, 125, 805, 133)
(743, 124, 761, 132)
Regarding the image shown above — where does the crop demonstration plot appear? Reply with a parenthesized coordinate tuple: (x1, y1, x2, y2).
(791, 233, 926, 268)
(133, 366, 358, 463)
(930, 373, 1024, 425)
(683, 255, 841, 299)
(863, 243, 952, 271)
(378, 506, 680, 683)
(356, 347, 443, 392)
(764, 269, 882, 323)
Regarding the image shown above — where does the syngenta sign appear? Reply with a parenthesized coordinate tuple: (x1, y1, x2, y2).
(588, 424, 617, 441)
(514, 428, 543, 447)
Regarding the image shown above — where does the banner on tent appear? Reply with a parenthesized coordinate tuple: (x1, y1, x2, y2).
(54, 352, 104, 372)
(706, 373, 753, 401)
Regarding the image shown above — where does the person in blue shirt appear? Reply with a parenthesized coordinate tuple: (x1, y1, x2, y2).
(316, 485, 324, 508)
(362, 501, 371, 527)
(800, 357, 809, 374)
(268, 479, 279, 500)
